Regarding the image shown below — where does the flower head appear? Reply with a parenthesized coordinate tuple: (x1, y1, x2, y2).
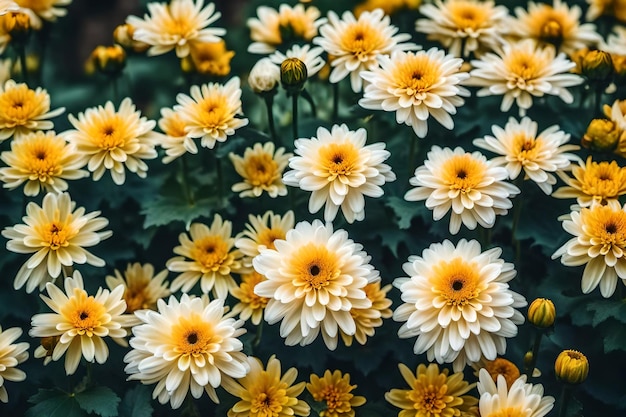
(307, 370, 366, 417)
(105, 262, 170, 314)
(603, 98, 626, 131)
(474, 357, 521, 389)
(270, 44, 326, 79)
(393, 239, 527, 371)
(2, 192, 111, 293)
(183, 40, 234, 76)
(283, 124, 395, 223)
(229, 142, 292, 198)
(235, 210, 295, 267)
(157, 106, 196, 164)
(0, 326, 29, 403)
(230, 271, 270, 326)
(248, 57, 281, 94)
(124, 294, 250, 409)
(554, 350, 589, 384)
(527, 298, 556, 328)
(340, 280, 392, 347)
(12, 0, 71, 29)
(29, 271, 134, 375)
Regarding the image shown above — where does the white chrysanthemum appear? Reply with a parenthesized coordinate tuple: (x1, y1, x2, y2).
(229, 142, 292, 199)
(405, 146, 520, 234)
(473, 117, 580, 194)
(126, 0, 226, 58)
(29, 271, 134, 375)
(283, 124, 396, 223)
(2, 192, 111, 293)
(393, 239, 527, 372)
(248, 57, 281, 94)
(313, 8, 419, 92)
(124, 294, 250, 409)
(415, 0, 509, 57)
(477, 369, 554, 417)
(359, 48, 469, 138)
(253, 220, 379, 350)
(235, 210, 295, 268)
(174, 76, 248, 149)
(157, 106, 197, 164)
(270, 44, 326, 78)
(468, 39, 583, 117)
(0, 326, 29, 403)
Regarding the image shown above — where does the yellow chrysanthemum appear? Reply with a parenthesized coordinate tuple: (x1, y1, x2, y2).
(473, 357, 521, 389)
(354, 0, 421, 17)
(229, 142, 292, 198)
(185, 40, 235, 76)
(0, 326, 29, 403)
(157, 106, 196, 164)
(230, 271, 270, 326)
(340, 281, 392, 347)
(11, 0, 71, 28)
(105, 262, 171, 314)
(307, 370, 366, 417)
(586, 0, 626, 22)
(235, 210, 295, 267)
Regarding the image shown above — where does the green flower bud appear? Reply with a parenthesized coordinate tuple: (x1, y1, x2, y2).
(527, 298, 556, 328)
(555, 350, 589, 385)
(280, 57, 308, 94)
(85, 45, 126, 76)
(582, 50, 614, 82)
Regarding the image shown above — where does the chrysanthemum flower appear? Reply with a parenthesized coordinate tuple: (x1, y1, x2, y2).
(222, 354, 310, 417)
(157, 106, 196, 164)
(269, 44, 326, 78)
(507, 0, 601, 55)
(307, 370, 365, 417)
(247, 3, 325, 54)
(186, 39, 234, 76)
(235, 210, 295, 267)
(230, 271, 270, 326)
(126, 0, 225, 58)
(253, 220, 378, 349)
(393, 239, 527, 371)
(248, 57, 281, 94)
(174, 76, 248, 149)
(339, 280, 392, 347)
(283, 124, 395, 223)
(405, 146, 520, 235)
(11, 0, 71, 29)
(229, 142, 292, 199)
(2, 192, 111, 293)
(415, 0, 509, 58)
(0, 130, 88, 196)
(167, 214, 246, 298)
(603, 98, 626, 131)
(473, 357, 521, 388)
(105, 262, 170, 314)
(0, 80, 65, 141)
(552, 157, 626, 207)
(359, 49, 469, 138)
(552, 202, 626, 298)
(29, 271, 134, 375)
(586, 0, 625, 21)
(65, 97, 159, 185)
(473, 117, 580, 195)
(385, 363, 478, 417)
(124, 294, 250, 409)
(477, 369, 554, 417)
(313, 9, 419, 92)
(0, 326, 29, 403)
(467, 39, 583, 116)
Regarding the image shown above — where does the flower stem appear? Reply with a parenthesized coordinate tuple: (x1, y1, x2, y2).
(301, 88, 317, 118)
(111, 75, 119, 104)
(332, 82, 339, 120)
(253, 320, 264, 349)
(216, 154, 224, 206)
(593, 82, 604, 117)
(525, 330, 543, 379)
(263, 93, 278, 143)
(558, 384, 572, 417)
(291, 93, 299, 141)
(179, 156, 195, 205)
(18, 45, 28, 84)
(510, 176, 524, 263)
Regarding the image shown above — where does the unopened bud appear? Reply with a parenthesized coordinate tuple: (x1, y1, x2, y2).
(527, 298, 556, 328)
(612, 53, 626, 83)
(113, 23, 149, 53)
(249, 57, 281, 94)
(280, 57, 308, 94)
(555, 350, 589, 384)
(85, 45, 126, 76)
(1, 11, 31, 43)
(581, 118, 620, 151)
(582, 50, 613, 82)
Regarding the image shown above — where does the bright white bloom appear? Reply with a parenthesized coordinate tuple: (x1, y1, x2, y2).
(229, 142, 292, 199)
(393, 239, 527, 372)
(248, 57, 281, 94)
(473, 117, 580, 194)
(359, 49, 469, 138)
(313, 9, 419, 92)
(270, 44, 326, 78)
(253, 220, 379, 350)
(283, 124, 395, 223)
(0, 326, 29, 403)
(157, 107, 196, 164)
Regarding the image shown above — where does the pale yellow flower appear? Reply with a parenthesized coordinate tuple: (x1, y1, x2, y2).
(105, 262, 170, 314)
(230, 271, 270, 326)
(229, 142, 291, 198)
(235, 210, 295, 268)
(157, 106, 196, 164)
(307, 370, 365, 417)
(185, 39, 234, 76)
(339, 281, 392, 347)
(0, 326, 29, 403)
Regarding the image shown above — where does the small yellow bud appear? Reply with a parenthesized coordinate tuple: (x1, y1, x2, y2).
(581, 118, 620, 151)
(113, 23, 149, 53)
(188, 41, 235, 77)
(85, 45, 126, 76)
(555, 350, 589, 385)
(527, 298, 556, 328)
(581, 50, 614, 81)
(1, 11, 31, 43)
(280, 57, 308, 94)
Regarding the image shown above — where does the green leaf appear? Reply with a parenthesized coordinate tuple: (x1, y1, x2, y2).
(603, 322, 626, 353)
(75, 386, 120, 417)
(588, 300, 626, 327)
(384, 196, 418, 230)
(564, 394, 584, 417)
(26, 389, 87, 417)
(118, 385, 153, 417)
(141, 196, 214, 229)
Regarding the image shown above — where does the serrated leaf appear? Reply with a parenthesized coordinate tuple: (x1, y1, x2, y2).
(588, 300, 626, 327)
(118, 385, 153, 417)
(26, 389, 87, 417)
(384, 196, 418, 230)
(141, 196, 214, 229)
(75, 386, 120, 417)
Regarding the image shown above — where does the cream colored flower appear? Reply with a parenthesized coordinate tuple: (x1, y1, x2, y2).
(603, 98, 626, 131)
(229, 142, 291, 198)
(359, 48, 469, 138)
(66, 97, 159, 185)
(253, 220, 378, 350)
(29, 271, 134, 375)
(307, 370, 366, 417)
(2, 192, 111, 293)
(235, 210, 295, 267)
(248, 57, 281, 94)
(0, 326, 29, 403)
(339, 280, 392, 347)
(473, 117, 580, 194)
(11, 0, 71, 29)
(468, 39, 583, 117)
(393, 239, 527, 371)
(405, 146, 520, 235)
(313, 8, 419, 92)
(269, 44, 326, 78)
(174, 76, 248, 149)
(105, 262, 170, 314)
(283, 124, 395, 223)
(230, 271, 270, 326)
(601, 25, 626, 56)
(126, 0, 225, 58)
(416, 0, 509, 58)
(158, 106, 196, 164)
(124, 294, 250, 409)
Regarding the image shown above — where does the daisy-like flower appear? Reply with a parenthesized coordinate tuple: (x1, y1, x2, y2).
(222, 354, 310, 417)
(247, 3, 325, 54)
(393, 239, 527, 371)
(385, 363, 478, 417)
(230, 271, 270, 326)
(157, 106, 196, 164)
(473, 117, 580, 194)
(65, 97, 159, 185)
(359, 49, 469, 138)
(167, 214, 246, 298)
(174, 76, 248, 149)
(405, 146, 520, 235)
(124, 294, 250, 409)
(2, 192, 111, 293)
(552, 157, 626, 207)
(253, 220, 378, 350)
(235, 210, 295, 267)
(306, 370, 366, 417)
(105, 262, 170, 314)
(29, 271, 134, 375)
(126, 0, 225, 58)
(477, 368, 554, 417)
(283, 124, 395, 223)
(0, 130, 88, 196)
(0, 326, 29, 403)
(0, 80, 65, 141)
(552, 202, 626, 298)
(339, 280, 392, 347)
(185, 39, 235, 76)
(313, 9, 419, 93)
(269, 44, 326, 78)
(507, 0, 601, 55)
(415, 0, 509, 58)
(10, 0, 71, 29)
(468, 39, 583, 117)
(229, 142, 292, 198)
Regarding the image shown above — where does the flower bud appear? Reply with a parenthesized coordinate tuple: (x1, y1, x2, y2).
(581, 50, 613, 82)
(527, 298, 556, 328)
(581, 118, 620, 151)
(555, 350, 589, 385)
(249, 58, 281, 94)
(186, 41, 235, 77)
(280, 57, 308, 94)
(113, 23, 149, 53)
(1, 11, 31, 43)
(85, 45, 126, 76)
(611, 53, 626, 84)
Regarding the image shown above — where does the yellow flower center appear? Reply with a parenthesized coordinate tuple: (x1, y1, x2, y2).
(319, 142, 360, 179)
(407, 380, 453, 415)
(316, 385, 352, 414)
(84, 114, 134, 150)
(394, 54, 442, 96)
(190, 235, 229, 271)
(278, 11, 311, 43)
(485, 407, 525, 417)
(196, 95, 229, 128)
(512, 133, 541, 163)
(449, 2, 490, 31)
(243, 153, 279, 186)
(442, 154, 487, 194)
(237, 272, 269, 309)
(340, 21, 386, 59)
(292, 243, 340, 291)
(432, 257, 482, 307)
(15, 0, 55, 13)
(248, 374, 290, 416)
(583, 205, 626, 253)
(15, 133, 65, 180)
(505, 50, 543, 83)
(483, 358, 521, 388)
(257, 228, 286, 250)
(0, 84, 47, 127)
(60, 288, 108, 337)
(161, 112, 187, 138)
(528, 7, 573, 47)
(123, 277, 153, 313)
(172, 314, 221, 356)
(35, 220, 75, 250)
(579, 160, 626, 202)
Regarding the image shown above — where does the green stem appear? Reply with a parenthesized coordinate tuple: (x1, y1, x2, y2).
(216, 154, 224, 206)
(253, 321, 264, 349)
(179, 156, 195, 205)
(111, 75, 119, 104)
(301, 88, 317, 118)
(525, 331, 543, 379)
(263, 93, 278, 143)
(408, 133, 419, 179)
(18, 45, 28, 84)
(332, 82, 339, 120)
(593, 82, 604, 117)
(558, 384, 572, 417)
(511, 176, 524, 263)
(291, 93, 299, 141)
